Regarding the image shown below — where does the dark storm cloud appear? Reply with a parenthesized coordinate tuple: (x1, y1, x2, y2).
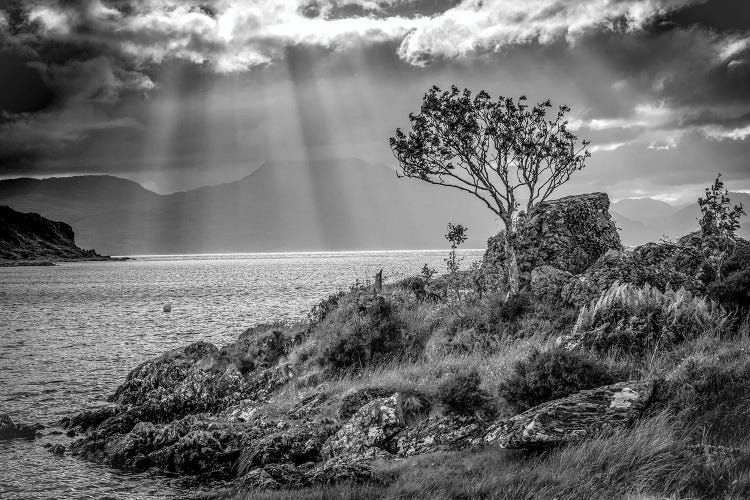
(0, 0, 748, 197)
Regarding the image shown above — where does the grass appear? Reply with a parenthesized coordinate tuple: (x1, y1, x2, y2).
(233, 413, 750, 500)
(228, 267, 750, 499)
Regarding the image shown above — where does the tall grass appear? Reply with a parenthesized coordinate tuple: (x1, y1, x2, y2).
(573, 282, 732, 356)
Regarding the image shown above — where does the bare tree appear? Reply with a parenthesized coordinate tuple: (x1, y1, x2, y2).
(390, 85, 590, 293)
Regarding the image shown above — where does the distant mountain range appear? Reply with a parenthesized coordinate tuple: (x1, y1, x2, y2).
(610, 194, 750, 246)
(1, 160, 746, 254)
(0, 205, 107, 262)
(0, 159, 499, 255)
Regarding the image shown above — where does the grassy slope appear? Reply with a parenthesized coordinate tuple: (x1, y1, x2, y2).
(228, 272, 750, 500)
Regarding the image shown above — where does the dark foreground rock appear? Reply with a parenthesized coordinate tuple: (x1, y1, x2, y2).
(0, 413, 43, 440)
(482, 381, 654, 448)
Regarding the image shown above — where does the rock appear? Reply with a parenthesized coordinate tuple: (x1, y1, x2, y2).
(71, 413, 246, 477)
(337, 386, 430, 422)
(482, 193, 622, 285)
(530, 265, 572, 300)
(562, 241, 705, 307)
(219, 324, 293, 374)
(304, 453, 380, 485)
(237, 468, 281, 490)
(0, 413, 43, 440)
(322, 393, 404, 459)
(61, 405, 119, 431)
(394, 414, 483, 457)
(239, 418, 338, 469)
(483, 380, 654, 448)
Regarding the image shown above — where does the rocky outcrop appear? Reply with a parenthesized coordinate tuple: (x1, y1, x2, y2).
(0, 413, 43, 440)
(530, 265, 572, 301)
(483, 381, 654, 448)
(322, 393, 404, 459)
(0, 205, 107, 262)
(562, 241, 705, 306)
(482, 193, 622, 285)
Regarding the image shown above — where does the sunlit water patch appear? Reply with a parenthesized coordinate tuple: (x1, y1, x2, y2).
(0, 250, 482, 499)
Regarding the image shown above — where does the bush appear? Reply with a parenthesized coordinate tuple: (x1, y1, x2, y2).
(485, 291, 532, 333)
(313, 296, 410, 371)
(708, 269, 750, 310)
(574, 282, 731, 356)
(397, 276, 426, 298)
(653, 353, 750, 445)
(436, 368, 488, 415)
(308, 290, 347, 326)
(497, 348, 615, 412)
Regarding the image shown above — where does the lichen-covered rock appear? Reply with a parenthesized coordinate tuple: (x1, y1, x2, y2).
(239, 418, 338, 469)
(60, 405, 119, 432)
(304, 453, 383, 485)
(483, 193, 622, 285)
(562, 242, 705, 306)
(237, 468, 281, 490)
(530, 265, 572, 300)
(322, 393, 404, 459)
(108, 342, 250, 418)
(0, 413, 43, 440)
(394, 414, 483, 457)
(483, 381, 654, 448)
(71, 413, 247, 477)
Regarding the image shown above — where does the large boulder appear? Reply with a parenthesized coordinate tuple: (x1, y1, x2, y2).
(0, 413, 43, 440)
(321, 393, 404, 459)
(482, 193, 622, 285)
(482, 380, 654, 448)
(530, 265, 572, 301)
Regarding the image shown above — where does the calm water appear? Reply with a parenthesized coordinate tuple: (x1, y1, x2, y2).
(0, 250, 482, 499)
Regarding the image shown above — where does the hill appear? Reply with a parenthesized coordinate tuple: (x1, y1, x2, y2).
(0, 160, 499, 255)
(0, 205, 107, 262)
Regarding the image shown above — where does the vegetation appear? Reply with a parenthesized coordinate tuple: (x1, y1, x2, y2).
(573, 282, 732, 356)
(698, 174, 746, 281)
(390, 86, 590, 293)
(436, 368, 489, 415)
(497, 348, 616, 412)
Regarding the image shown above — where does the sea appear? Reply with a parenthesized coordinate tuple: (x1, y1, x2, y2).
(0, 250, 483, 500)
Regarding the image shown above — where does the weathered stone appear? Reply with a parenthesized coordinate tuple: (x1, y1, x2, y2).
(483, 193, 622, 285)
(322, 393, 404, 459)
(562, 241, 705, 306)
(530, 265, 572, 300)
(0, 413, 43, 440)
(240, 418, 338, 468)
(483, 381, 654, 448)
(237, 468, 281, 490)
(219, 324, 293, 373)
(394, 414, 483, 457)
(61, 405, 119, 431)
(304, 453, 382, 485)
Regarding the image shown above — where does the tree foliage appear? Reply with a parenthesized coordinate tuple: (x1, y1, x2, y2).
(390, 86, 590, 292)
(698, 174, 746, 280)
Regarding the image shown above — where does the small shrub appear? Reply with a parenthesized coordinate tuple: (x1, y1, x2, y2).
(436, 368, 488, 415)
(708, 269, 750, 310)
(497, 348, 615, 412)
(653, 353, 750, 444)
(574, 282, 731, 356)
(397, 276, 426, 298)
(313, 296, 410, 371)
(485, 291, 532, 333)
(307, 290, 346, 326)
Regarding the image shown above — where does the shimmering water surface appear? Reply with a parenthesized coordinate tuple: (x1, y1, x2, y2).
(0, 250, 482, 499)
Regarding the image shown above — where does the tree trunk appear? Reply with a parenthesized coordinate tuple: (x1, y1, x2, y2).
(504, 231, 520, 295)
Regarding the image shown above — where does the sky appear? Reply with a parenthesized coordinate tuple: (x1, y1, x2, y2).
(0, 0, 749, 200)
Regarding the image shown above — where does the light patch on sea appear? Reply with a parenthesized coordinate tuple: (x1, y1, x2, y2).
(0, 250, 482, 499)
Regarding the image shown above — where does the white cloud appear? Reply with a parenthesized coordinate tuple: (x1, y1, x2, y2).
(396, 0, 699, 64)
